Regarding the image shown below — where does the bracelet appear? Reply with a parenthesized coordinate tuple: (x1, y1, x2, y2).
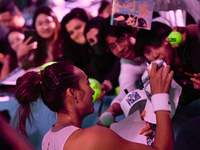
(151, 93, 171, 112)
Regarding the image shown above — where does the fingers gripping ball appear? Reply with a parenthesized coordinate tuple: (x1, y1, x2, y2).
(168, 31, 183, 46)
(89, 78, 102, 103)
(100, 112, 115, 127)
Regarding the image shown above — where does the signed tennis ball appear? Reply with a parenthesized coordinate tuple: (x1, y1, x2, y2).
(89, 78, 102, 103)
(168, 31, 183, 46)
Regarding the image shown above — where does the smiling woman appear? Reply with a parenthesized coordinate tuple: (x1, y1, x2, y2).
(16, 5, 62, 69)
(35, 14, 56, 39)
(65, 18, 87, 45)
(32, 5, 61, 67)
(59, 7, 92, 72)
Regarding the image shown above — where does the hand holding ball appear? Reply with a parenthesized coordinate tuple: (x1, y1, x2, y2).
(168, 31, 183, 46)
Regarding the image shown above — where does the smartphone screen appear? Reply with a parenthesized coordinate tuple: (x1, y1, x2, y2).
(24, 29, 36, 44)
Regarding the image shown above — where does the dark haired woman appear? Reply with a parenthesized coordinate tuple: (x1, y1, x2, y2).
(14, 61, 174, 150)
(59, 7, 92, 72)
(17, 5, 62, 69)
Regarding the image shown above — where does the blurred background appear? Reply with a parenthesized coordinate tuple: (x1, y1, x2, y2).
(0, 0, 199, 150)
(0, 0, 197, 26)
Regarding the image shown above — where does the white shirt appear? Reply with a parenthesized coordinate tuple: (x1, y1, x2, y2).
(42, 124, 80, 150)
(111, 57, 147, 105)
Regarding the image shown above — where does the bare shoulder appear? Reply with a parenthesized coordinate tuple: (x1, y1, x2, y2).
(64, 126, 151, 150)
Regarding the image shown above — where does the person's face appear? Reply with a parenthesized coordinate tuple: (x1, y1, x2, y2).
(100, 4, 112, 18)
(74, 67, 95, 116)
(0, 11, 20, 29)
(65, 18, 86, 45)
(86, 28, 99, 46)
(8, 31, 25, 52)
(35, 13, 56, 39)
(105, 34, 136, 59)
(143, 41, 174, 65)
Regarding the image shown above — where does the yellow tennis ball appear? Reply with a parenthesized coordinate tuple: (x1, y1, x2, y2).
(38, 61, 57, 74)
(115, 86, 120, 95)
(89, 78, 102, 103)
(168, 31, 183, 46)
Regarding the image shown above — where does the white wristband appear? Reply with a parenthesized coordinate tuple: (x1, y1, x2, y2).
(151, 93, 171, 112)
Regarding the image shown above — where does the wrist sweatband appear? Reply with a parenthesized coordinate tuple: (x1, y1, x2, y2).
(151, 93, 171, 112)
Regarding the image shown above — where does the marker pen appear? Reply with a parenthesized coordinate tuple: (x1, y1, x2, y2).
(138, 60, 165, 88)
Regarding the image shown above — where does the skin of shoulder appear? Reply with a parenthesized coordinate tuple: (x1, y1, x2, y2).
(64, 126, 154, 150)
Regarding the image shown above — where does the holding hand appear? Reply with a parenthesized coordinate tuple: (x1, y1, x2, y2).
(16, 36, 37, 60)
(97, 80, 113, 101)
(170, 26, 187, 47)
(190, 73, 200, 90)
(166, 24, 198, 48)
(149, 62, 174, 95)
(139, 110, 153, 138)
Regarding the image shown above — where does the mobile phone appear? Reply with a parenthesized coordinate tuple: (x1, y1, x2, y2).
(24, 29, 36, 44)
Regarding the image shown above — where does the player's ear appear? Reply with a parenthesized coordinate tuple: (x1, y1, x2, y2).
(67, 88, 75, 96)
(66, 88, 78, 102)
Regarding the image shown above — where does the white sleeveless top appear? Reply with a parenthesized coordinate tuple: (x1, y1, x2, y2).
(42, 124, 80, 150)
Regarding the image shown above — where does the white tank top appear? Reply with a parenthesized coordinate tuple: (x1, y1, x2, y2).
(42, 124, 80, 150)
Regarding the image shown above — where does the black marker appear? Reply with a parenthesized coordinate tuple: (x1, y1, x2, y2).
(138, 60, 165, 88)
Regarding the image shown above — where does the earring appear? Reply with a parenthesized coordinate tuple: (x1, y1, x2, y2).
(75, 99, 78, 103)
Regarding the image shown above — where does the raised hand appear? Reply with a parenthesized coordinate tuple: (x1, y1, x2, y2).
(16, 36, 37, 60)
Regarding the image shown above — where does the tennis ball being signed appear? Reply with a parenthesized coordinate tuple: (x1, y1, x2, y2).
(168, 31, 183, 46)
(89, 78, 102, 103)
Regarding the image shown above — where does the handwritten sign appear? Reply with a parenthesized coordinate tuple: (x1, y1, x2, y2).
(111, 0, 155, 30)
